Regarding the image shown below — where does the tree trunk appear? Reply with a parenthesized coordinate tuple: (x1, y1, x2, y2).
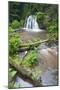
(9, 59, 42, 86)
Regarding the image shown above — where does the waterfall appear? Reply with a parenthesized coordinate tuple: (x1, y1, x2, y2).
(26, 15, 39, 29)
(23, 15, 44, 32)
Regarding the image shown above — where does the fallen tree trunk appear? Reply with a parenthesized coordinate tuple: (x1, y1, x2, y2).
(18, 39, 58, 51)
(9, 58, 42, 87)
(18, 39, 49, 51)
(20, 39, 48, 47)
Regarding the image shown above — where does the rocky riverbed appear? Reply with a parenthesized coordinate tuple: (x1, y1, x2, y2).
(9, 42, 58, 88)
(9, 30, 58, 88)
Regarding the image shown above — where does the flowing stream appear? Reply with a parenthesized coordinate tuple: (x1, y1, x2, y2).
(10, 15, 58, 88)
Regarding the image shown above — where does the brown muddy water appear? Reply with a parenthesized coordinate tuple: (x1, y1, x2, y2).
(19, 30, 47, 43)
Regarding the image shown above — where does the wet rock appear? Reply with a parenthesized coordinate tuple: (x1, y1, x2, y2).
(15, 76, 33, 88)
(39, 47, 58, 69)
(41, 69, 58, 86)
(47, 48, 58, 56)
(38, 43, 48, 51)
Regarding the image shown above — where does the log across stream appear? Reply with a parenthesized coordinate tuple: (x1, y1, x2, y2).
(9, 56, 42, 87)
(9, 43, 58, 88)
(9, 31, 58, 88)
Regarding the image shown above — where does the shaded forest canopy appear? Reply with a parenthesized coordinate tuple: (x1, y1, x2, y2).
(9, 2, 58, 23)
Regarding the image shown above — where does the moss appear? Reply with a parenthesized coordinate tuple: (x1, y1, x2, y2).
(9, 55, 22, 66)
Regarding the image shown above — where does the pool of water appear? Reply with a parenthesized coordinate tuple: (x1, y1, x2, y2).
(19, 30, 47, 43)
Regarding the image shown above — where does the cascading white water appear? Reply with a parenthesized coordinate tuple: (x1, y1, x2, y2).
(26, 15, 39, 29)
(23, 15, 43, 32)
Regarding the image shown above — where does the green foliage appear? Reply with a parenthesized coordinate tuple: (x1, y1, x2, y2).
(8, 67, 21, 89)
(8, 26, 13, 32)
(19, 20, 24, 28)
(22, 50, 38, 68)
(37, 12, 44, 22)
(36, 10, 58, 41)
(8, 67, 17, 82)
(8, 67, 17, 89)
(37, 12, 47, 29)
(10, 19, 24, 29)
(9, 32, 21, 55)
(47, 23, 57, 33)
(9, 2, 58, 23)
(47, 17, 58, 41)
(11, 20, 20, 29)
